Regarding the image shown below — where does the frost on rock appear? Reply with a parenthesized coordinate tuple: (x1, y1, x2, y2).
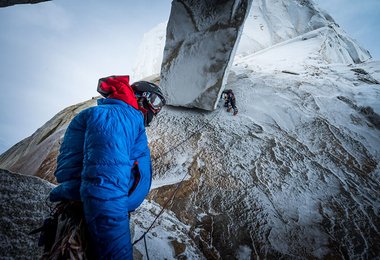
(159, 0, 253, 111)
(146, 57, 380, 258)
(1, 37, 380, 258)
(236, 0, 335, 56)
(131, 200, 204, 259)
(1, 1, 379, 258)
(0, 169, 54, 259)
(320, 25, 371, 64)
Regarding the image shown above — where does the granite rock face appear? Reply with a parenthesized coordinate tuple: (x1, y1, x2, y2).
(160, 0, 253, 110)
(0, 169, 54, 259)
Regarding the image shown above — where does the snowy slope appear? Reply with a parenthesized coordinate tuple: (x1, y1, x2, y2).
(146, 56, 380, 258)
(236, 0, 335, 56)
(235, 26, 374, 74)
(234, 0, 370, 61)
(132, 22, 167, 82)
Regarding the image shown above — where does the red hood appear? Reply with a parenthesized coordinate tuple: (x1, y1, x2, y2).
(97, 75, 139, 110)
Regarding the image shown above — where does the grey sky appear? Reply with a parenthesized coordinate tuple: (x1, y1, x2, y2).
(0, 0, 379, 153)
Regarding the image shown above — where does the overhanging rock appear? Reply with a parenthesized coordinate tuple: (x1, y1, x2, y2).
(160, 0, 253, 111)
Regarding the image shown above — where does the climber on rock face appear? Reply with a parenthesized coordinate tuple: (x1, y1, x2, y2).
(221, 89, 238, 115)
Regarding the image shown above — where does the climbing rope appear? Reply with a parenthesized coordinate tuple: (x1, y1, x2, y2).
(132, 168, 189, 259)
(132, 108, 222, 257)
(151, 109, 221, 161)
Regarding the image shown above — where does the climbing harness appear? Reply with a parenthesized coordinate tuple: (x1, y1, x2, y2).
(31, 201, 94, 259)
(132, 168, 189, 259)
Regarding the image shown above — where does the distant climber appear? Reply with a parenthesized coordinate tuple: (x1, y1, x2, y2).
(35, 76, 166, 259)
(222, 89, 238, 115)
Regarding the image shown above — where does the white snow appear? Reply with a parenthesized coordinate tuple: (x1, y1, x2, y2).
(131, 200, 204, 259)
(131, 22, 167, 82)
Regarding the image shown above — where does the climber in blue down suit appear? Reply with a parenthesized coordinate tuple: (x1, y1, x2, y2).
(49, 75, 166, 259)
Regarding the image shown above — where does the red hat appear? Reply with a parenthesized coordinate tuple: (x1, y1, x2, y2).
(97, 75, 139, 110)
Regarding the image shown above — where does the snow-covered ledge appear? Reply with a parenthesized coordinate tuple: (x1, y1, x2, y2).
(160, 0, 253, 111)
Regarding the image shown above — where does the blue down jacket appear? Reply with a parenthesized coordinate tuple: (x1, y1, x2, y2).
(50, 98, 152, 259)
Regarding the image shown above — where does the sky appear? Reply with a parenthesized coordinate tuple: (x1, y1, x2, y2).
(0, 0, 379, 153)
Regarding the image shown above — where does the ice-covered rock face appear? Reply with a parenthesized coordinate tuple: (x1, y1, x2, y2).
(236, 0, 371, 62)
(1, 33, 380, 258)
(0, 169, 53, 258)
(159, 0, 253, 111)
(236, 0, 335, 56)
(134, 0, 371, 87)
